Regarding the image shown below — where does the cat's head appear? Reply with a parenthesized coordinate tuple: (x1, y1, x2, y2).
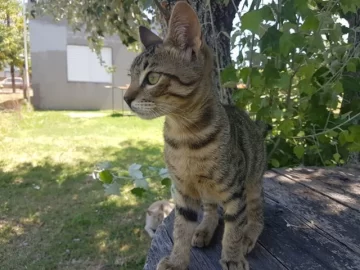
(147, 205, 166, 224)
(124, 1, 213, 119)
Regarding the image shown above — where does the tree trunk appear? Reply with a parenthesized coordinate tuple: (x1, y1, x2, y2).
(10, 64, 16, 93)
(6, 11, 16, 93)
(158, 0, 241, 105)
(343, 10, 360, 165)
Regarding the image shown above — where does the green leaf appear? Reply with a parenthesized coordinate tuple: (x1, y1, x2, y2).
(293, 145, 305, 159)
(260, 26, 282, 53)
(346, 61, 357, 72)
(161, 178, 172, 188)
(134, 178, 149, 190)
(329, 23, 343, 43)
(311, 34, 325, 50)
(103, 182, 121, 196)
(326, 129, 338, 137)
(276, 72, 291, 89)
(241, 10, 263, 33)
(130, 187, 146, 197)
(251, 73, 264, 88)
(348, 142, 360, 152)
(333, 153, 341, 162)
(241, 6, 274, 34)
(349, 125, 360, 139)
(290, 33, 306, 49)
(279, 119, 294, 137)
(340, 0, 360, 13)
(221, 65, 238, 84)
(294, 0, 312, 16)
(128, 163, 143, 179)
(271, 159, 280, 168)
(239, 67, 251, 82)
(279, 32, 295, 56)
(298, 79, 316, 96)
(263, 60, 280, 85)
(281, 0, 297, 24)
(301, 14, 319, 31)
(260, 6, 275, 21)
(298, 63, 316, 78)
(339, 130, 354, 145)
(99, 170, 113, 184)
(333, 81, 343, 94)
(297, 131, 305, 137)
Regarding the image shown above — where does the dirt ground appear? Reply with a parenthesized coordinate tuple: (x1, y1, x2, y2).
(0, 88, 33, 102)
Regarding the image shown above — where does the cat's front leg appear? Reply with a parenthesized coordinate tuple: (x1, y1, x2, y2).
(145, 225, 155, 238)
(157, 191, 200, 270)
(192, 202, 218, 248)
(220, 196, 249, 270)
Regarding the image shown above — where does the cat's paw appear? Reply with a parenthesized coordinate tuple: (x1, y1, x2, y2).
(242, 235, 256, 254)
(220, 259, 249, 270)
(156, 256, 185, 270)
(191, 228, 213, 248)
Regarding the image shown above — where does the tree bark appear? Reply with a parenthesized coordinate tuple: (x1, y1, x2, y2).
(343, 10, 360, 164)
(10, 64, 15, 93)
(157, 0, 241, 105)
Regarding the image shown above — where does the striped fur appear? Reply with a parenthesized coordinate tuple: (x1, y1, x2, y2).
(124, 2, 267, 270)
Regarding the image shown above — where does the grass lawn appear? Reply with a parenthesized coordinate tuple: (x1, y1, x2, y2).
(0, 109, 169, 270)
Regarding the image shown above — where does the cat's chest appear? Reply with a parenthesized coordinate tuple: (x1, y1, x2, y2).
(164, 147, 220, 200)
(166, 149, 201, 178)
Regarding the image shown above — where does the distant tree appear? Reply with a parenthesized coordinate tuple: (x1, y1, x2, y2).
(0, 0, 24, 93)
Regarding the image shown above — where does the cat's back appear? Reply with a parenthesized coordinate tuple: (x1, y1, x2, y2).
(223, 105, 267, 177)
(224, 105, 265, 145)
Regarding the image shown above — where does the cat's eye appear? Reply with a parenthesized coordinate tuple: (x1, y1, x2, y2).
(147, 72, 161, 85)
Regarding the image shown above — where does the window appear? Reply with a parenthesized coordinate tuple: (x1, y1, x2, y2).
(66, 45, 112, 83)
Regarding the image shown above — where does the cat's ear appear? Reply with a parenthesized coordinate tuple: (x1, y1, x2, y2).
(147, 210, 154, 216)
(159, 204, 164, 211)
(165, 1, 202, 53)
(139, 26, 163, 49)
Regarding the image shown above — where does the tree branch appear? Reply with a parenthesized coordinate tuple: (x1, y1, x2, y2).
(292, 112, 360, 139)
(153, 0, 171, 25)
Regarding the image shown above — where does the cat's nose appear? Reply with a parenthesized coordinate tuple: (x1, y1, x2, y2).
(124, 96, 135, 107)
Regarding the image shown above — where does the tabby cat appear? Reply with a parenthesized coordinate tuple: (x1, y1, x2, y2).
(124, 2, 267, 270)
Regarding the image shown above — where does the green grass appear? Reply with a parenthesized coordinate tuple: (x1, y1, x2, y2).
(0, 109, 168, 270)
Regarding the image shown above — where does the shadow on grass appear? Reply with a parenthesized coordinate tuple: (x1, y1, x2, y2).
(109, 112, 136, 118)
(0, 140, 167, 270)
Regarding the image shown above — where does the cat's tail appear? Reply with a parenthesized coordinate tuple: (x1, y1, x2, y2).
(255, 120, 272, 138)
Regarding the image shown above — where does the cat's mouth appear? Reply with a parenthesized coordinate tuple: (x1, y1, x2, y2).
(130, 100, 162, 119)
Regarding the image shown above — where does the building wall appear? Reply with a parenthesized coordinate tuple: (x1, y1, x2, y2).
(29, 17, 136, 110)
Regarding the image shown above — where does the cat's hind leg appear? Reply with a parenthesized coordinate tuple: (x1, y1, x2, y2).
(242, 180, 264, 254)
(220, 192, 249, 270)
